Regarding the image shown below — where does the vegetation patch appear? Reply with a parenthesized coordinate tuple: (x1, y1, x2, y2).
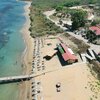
(64, 33, 90, 53)
(29, 7, 63, 37)
(30, 0, 100, 37)
(32, 0, 99, 10)
(71, 10, 87, 30)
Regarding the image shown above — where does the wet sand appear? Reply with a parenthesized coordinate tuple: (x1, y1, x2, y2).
(19, 1, 33, 100)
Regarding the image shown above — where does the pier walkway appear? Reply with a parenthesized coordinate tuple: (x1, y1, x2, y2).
(0, 74, 33, 82)
(0, 75, 33, 83)
(0, 68, 61, 83)
(0, 73, 44, 83)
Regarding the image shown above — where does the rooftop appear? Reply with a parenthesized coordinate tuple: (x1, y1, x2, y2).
(58, 43, 77, 61)
(89, 26, 100, 35)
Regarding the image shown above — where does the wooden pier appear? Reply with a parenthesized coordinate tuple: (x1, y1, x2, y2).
(0, 74, 33, 83)
(0, 69, 60, 84)
(0, 73, 43, 84)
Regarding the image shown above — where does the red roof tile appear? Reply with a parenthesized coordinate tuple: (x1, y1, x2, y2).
(89, 26, 100, 35)
(60, 43, 77, 61)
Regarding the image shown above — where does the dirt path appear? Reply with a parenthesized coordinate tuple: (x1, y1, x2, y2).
(43, 10, 100, 54)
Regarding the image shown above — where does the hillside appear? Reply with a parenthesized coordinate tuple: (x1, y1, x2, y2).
(30, 0, 99, 37)
(32, 0, 99, 9)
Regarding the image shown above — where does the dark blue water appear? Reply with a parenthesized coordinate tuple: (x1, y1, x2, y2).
(0, 0, 27, 99)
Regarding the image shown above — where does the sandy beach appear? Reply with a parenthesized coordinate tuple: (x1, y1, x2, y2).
(19, 1, 33, 100)
(15, 1, 100, 100)
(31, 35, 100, 100)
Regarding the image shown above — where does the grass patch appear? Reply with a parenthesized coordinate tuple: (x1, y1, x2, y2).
(64, 33, 90, 53)
(32, 0, 71, 9)
(32, 0, 99, 10)
(29, 7, 63, 37)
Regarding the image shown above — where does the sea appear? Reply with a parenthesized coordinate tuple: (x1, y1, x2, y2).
(0, 0, 27, 100)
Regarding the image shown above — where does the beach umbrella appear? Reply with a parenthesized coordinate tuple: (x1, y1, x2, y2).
(56, 82, 61, 88)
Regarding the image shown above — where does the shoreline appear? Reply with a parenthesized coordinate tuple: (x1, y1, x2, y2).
(19, 1, 33, 100)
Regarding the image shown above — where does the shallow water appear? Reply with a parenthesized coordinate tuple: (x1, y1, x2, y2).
(0, 0, 26, 100)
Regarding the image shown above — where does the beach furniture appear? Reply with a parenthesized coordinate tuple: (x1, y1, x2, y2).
(56, 82, 61, 92)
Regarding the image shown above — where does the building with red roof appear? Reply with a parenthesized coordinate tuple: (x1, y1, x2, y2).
(89, 26, 100, 36)
(57, 43, 78, 64)
(88, 25, 100, 44)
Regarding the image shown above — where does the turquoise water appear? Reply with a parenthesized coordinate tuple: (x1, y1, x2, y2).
(0, 0, 27, 100)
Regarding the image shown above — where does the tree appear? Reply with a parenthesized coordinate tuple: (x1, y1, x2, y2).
(55, 5, 63, 11)
(91, 20, 100, 26)
(63, 1, 80, 7)
(86, 30, 97, 42)
(71, 10, 87, 30)
(88, 0, 97, 4)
